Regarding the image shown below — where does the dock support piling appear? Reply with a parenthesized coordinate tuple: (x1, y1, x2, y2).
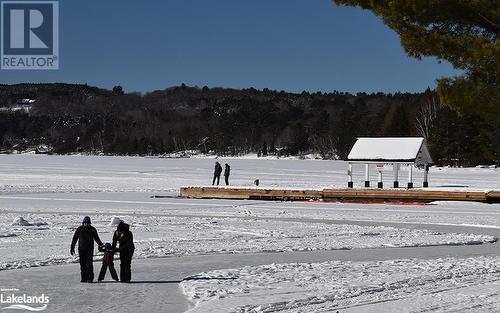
(423, 164, 429, 188)
(377, 171, 383, 188)
(393, 164, 399, 188)
(348, 163, 353, 188)
(364, 164, 370, 187)
(407, 164, 413, 189)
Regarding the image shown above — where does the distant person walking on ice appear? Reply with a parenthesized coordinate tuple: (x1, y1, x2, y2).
(212, 161, 222, 185)
(112, 221, 135, 283)
(224, 163, 231, 185)
(70, 216, 103, 283)
(97, 243, 119, 282)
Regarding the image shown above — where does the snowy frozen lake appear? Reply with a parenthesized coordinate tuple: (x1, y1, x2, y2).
(0, 154, 499, 312)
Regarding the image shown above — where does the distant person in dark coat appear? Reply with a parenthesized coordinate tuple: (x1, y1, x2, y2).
(97, 243, 119, 282)
(70, 216, 103, 283)
(224, 163, 230, 185)
(212, 161, 222, 185)
(112, 221, 135, 283)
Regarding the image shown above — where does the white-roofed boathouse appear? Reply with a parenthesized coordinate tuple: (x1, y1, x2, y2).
(346, 137, 432, 189)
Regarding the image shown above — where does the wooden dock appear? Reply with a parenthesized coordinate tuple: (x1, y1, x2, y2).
(180, 187, 500, 203)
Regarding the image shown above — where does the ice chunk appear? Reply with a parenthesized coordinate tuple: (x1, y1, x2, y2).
(11, 217, 31, 226)
(11, 217, 47, 226)
(0, 233, 16, 238)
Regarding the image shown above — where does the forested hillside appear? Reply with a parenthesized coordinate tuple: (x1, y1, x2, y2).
(0, 83, 498, 166)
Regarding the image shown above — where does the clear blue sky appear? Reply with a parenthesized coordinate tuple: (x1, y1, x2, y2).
(0, 0, 460, 94)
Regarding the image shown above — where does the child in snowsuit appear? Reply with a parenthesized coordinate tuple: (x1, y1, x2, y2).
(98, 243, 119, 282)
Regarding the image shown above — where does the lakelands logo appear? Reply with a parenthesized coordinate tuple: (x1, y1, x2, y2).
(0, 289, 49, 311)
(1, 0, 59, 70)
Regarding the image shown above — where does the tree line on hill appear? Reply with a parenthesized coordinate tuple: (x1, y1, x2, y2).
(0, 83, 498, 166)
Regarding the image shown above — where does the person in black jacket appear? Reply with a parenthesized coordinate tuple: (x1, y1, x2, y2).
(224, 163, 230, 186)
(112, 221, 135, 283)
(212, 162, 222, 186)
(70, 216, 103, 283)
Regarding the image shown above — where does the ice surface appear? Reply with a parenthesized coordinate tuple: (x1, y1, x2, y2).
(0, 155, 499, 312)
(0, 154, 498, 193)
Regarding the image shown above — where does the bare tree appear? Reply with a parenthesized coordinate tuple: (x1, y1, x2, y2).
(416, 93, 440, 142)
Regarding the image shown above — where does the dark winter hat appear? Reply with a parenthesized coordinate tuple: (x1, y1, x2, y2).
(117, 221, 126, 231)
(82, 216, 91, 224)
(104, 243, 112, 251)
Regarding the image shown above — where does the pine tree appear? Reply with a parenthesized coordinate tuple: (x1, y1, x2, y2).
(333, 0, 499, 120)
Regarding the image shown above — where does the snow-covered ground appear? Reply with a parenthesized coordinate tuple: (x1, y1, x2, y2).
(0, 154, 499, 312)
(1, 212, 494, 271)
(0, 154, 498, 193)
(182, 257, 500, 313)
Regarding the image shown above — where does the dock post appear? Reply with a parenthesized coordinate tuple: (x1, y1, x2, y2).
(377, 171, 383, 188)
(364, 164, 370, 187)
(423, 164, 429, 187)
(393, 164, 399, 188)
(348, 163, 353, 188)
(407, 164, 413, 189)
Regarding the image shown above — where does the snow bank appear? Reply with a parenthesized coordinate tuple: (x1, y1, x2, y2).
(11, 216, 48, 227)
(131, 217, 495, 260)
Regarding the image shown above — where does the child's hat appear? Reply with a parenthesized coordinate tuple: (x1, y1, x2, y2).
(104, 243, 112, 251)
